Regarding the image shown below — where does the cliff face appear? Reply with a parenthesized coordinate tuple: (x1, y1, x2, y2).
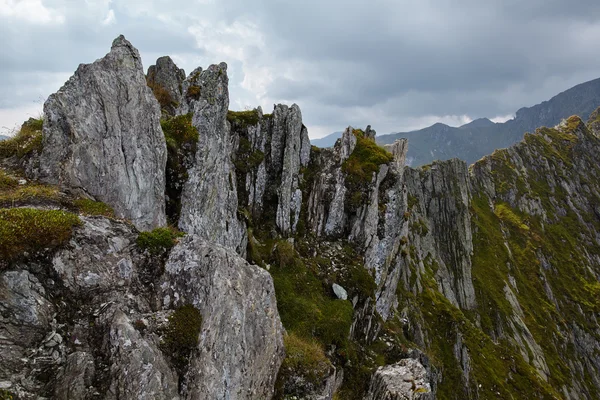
(1, 35, 600, 400)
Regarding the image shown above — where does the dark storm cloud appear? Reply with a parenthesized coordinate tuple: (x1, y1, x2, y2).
(1, 0, 600, 136)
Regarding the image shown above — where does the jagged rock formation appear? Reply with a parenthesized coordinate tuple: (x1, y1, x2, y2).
(146, 56, 186, 116)
(3, 35, 600, 400)
(228, 104, 310, 236)
(39, 35, 167, 231)
(176, 64, 248, 255)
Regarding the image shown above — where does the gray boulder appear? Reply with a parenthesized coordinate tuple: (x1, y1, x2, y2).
(160, 235, 285, 399)
(40, 35, 167, 231)
(177, 64, 247, 255)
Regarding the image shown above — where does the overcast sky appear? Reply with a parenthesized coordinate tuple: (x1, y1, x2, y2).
(2, 0, 600, 138)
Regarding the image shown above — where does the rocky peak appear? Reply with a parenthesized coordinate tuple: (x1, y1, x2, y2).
(176, 62, 248, 255)
(39, 34, 167, 231)
(146, 56, 186, 116)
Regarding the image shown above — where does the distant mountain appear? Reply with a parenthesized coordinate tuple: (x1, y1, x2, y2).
(0, 135, 9, 141)
(311, 131, 342, 148)
(377, 77, 600, 166)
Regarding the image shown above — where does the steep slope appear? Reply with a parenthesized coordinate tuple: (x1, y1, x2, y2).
(378, 77, 600, 166)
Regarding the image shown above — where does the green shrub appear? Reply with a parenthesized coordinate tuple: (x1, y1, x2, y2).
(0, 118, 43, 159)
(227, 109, 260, 128)
(136, 227, 182, 255)
(161, 304, 202, 374)
(0, 208, 80, 264)
(147, 80, 176, 110)
(73, 198, 115, 217)
(186, 85, 201, 100)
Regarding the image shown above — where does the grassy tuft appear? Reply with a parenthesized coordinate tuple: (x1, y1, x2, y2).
(136, 227, 183, 255)
(0, 118, 43, 159)
(227, 109, 261, 128)
(73, 198, 115, 217)
(342, 129, 394, 213)
(186, 85, 201, 100)
(494, 203, 529, 231)
(277, 333, 332, 395)
(0, 208, 80, 265)
(0, 170, 18, 190)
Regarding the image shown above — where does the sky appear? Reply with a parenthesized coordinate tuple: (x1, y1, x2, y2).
(1, 0, 600, 139)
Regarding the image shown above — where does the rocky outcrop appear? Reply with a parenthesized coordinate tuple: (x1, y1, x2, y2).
(272, 104, 311, 234)
(40, 35, 167, 231)
(307, 127, 356, 237)
(177, 64, 247, 255)
(160, 235, 285, 399)
(364, 358, 433, 400)
(147, 56, 186, 116)
(229, 104, 310, 236)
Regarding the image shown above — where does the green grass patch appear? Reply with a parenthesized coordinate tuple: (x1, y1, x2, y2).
(73, 198, 114, 217)
(136, 227, 183, 255)
(227, 109, 260, 128)
(234, 137, 264, 175)
(342, 129, 393, 213)
(276, 333, 332, 396)
(0, 208, 80, 265)
(494, 203, 529, 231)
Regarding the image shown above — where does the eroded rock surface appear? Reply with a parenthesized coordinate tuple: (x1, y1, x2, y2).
(177, 64, 247, 255)
(160, 235, 285, 399)
(364, 358, 433, 400)
(40, 35, 167, 231)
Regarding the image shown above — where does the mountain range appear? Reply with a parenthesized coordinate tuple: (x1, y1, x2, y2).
(313, 77, 600, 166)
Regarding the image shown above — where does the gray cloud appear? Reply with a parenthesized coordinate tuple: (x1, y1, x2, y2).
(1, 0, 600, 138)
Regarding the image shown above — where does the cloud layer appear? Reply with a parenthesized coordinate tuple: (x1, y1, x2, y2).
(2, 0, 600, 138)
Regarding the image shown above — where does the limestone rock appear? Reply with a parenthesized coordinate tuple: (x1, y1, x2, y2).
(177, 64, 247, 255)
(51, 216, 147, 300)
(0, 270, 56, 397)
(364, 359, 433, 400)
(147, 56, 186, 116)
(105, 311, 179, 400)
(40, 35, 167, 231)
(54, 352, 96, 400)
(272, 104, 311, 234)
(159, 235, 285, 399)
